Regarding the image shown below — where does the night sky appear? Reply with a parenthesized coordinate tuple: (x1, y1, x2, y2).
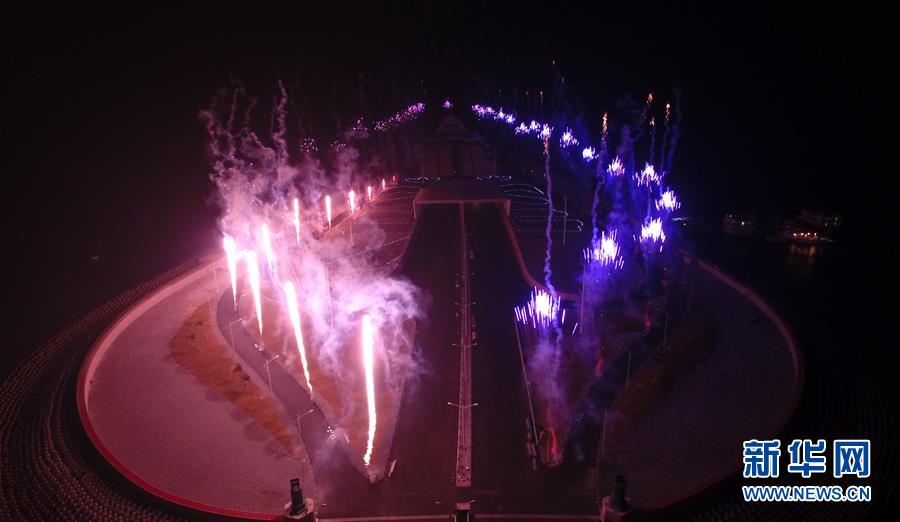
(4, 4, 871, 378)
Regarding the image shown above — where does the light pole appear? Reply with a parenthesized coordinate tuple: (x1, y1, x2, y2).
(296, 408, 314, 443)
(601, 408, 608, 457)
(227, 317, 242, 353)
(447, 401, 478, 409)
(625, 349, 632, 387)
(264, 354, 280, 394)
(580, 262, 586, 334)
(662, 312, 670, 349)
(326, 264, 334, 328)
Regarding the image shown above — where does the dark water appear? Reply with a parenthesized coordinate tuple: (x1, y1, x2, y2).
(3, 201, 219, 381)
(683, 222, 857, 380)
(687, 222, 893, 441)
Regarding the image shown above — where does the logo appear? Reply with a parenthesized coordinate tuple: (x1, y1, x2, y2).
(741, 439, 872, 503)
(833, 440, 870, 478)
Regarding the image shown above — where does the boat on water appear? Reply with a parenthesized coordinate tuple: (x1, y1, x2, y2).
(722, 213, 757, 237)
(768, 210, 842, 245)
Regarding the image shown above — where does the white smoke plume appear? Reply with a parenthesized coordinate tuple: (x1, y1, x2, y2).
(199, 81, 425, 455)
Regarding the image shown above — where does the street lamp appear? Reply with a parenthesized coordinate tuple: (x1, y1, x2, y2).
(264, 354, 280, 394)
(227, 317, 242, 353)
(447, 401, 479, 409)
(296, 408, 314, 443)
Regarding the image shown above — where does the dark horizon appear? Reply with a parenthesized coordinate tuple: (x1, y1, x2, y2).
(4, 4, 867, 375)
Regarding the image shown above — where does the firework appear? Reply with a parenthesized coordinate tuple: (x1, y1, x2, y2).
(539, 124, 552, 142)
(361, 313, 377, 467)
(443, 99, 453, 110)
(373, 102, 425, 132)
(582, 146, 598, 161)
(244, 250, 263, 335)
(473, 104, 521, 128)
(299, 138, 318, 154)
(656, 189, 681, 211)
(348, 190, 356, 214)
(203, 89, 427, 484)
(640, 217, 667, 249)
(634, 163, 660, 187)
(351, 118, 367, 134)
(223, 235, 240, 310)
(515, 288, 562, 329)
(283, 281, 312, 395)
(560, 128, 578, 148)
(472, 104, 492, 118)
(325, 195, 332, 228)
(583, 230, 625, 269)
(607, 156, 625, 177)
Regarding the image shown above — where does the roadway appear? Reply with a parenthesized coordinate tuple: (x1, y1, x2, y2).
(465, 203, 598, 516)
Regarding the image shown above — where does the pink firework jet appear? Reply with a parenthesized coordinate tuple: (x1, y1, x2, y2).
(348, 190, 357, 214)
(244, 250, 263, 335)
(223, 235, 240, 309)
(361, 314, 377, 467)
(283, 281, 312, 395)
(442, 99, 453, 109)
(325, 195, 332, 228)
